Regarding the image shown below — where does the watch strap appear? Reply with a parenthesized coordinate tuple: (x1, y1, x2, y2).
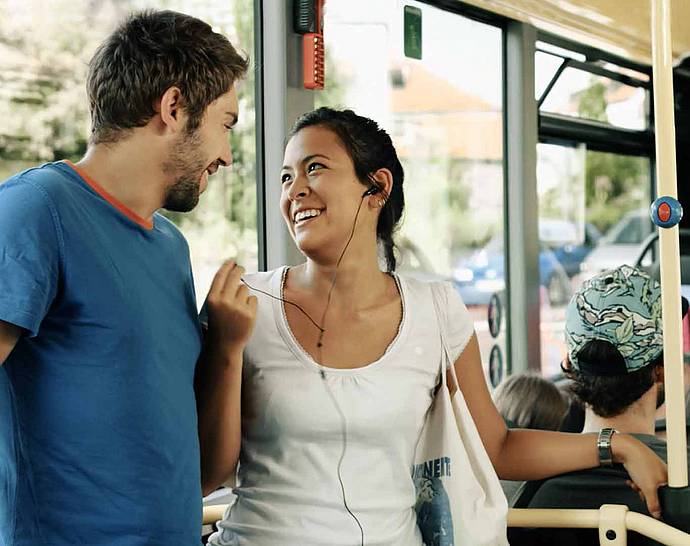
(597, 427, 616, 467)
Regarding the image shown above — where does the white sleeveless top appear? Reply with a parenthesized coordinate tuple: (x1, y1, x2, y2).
(208, 267, 474, 546)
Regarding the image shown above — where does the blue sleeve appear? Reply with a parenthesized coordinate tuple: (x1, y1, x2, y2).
(0, 178, 62, 336)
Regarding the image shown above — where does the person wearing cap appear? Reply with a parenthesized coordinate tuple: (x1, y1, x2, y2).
(519, 265, 690, 546)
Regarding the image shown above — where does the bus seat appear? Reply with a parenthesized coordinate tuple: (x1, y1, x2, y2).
(523, 475, 664, 546)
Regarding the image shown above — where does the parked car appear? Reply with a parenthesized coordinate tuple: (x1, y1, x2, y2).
(579, 208, 653, 277)
(541, 220, 601, 277)
(452, 234, 572, 306)
(634, 228, 690, 301)
(452, 219, 598, 306)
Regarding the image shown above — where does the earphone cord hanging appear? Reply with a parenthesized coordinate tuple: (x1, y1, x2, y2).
(315, 197, 366, 546)
(316, 195, 366, 347)
(240, 195, 371, 546)
(238, 196, 366, 337)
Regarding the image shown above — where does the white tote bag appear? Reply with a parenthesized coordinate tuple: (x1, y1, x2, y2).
(412, 283, 508, 546)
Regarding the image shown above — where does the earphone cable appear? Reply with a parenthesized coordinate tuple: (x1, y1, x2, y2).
(316, 197, 366, 348)
(240, 197, 366, 339)
(319, 368, 365, 546)
(240, 193, 371, 546)
(239, 281, 324, 333)
(314, 196, 367, 546)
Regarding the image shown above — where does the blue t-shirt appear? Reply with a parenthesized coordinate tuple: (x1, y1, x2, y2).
(0, 162, 203, 546)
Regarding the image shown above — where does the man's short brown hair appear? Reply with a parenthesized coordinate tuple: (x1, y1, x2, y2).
(87, 10, 248, 144)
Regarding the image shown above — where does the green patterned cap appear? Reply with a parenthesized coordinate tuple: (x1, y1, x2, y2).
(565, 265, 663, 375)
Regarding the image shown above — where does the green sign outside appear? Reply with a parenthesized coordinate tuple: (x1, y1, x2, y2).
(404, 5, 422, 60)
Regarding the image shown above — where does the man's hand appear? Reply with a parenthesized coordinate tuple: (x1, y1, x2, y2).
(204, 261, 258, 361)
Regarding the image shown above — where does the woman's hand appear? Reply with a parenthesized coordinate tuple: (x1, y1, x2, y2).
(204, 260, 258, 362)
(613, 433, 668, 518)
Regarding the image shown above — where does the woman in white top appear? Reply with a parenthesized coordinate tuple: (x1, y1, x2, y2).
(198, 108, 667, 546)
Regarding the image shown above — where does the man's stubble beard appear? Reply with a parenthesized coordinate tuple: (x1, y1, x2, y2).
(162, 128, 206, 213)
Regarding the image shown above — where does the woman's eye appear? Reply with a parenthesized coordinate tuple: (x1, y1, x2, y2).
(281, 173, 292, 184)
(307, 162, 325, 174)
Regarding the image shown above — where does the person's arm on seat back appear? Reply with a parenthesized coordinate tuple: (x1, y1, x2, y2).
(0, 320, 21, 365)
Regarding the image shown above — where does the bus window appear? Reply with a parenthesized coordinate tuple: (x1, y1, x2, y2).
(318, 0, 506, 380)
(537, 144, 651, 375)
(535, 50, 650, 131)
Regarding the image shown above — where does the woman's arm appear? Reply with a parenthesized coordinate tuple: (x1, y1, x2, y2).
(195, 262, 257, 496)
(453, 333, 667, 518)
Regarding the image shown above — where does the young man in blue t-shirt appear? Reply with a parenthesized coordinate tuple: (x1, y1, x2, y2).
(0, 10, 257, 546)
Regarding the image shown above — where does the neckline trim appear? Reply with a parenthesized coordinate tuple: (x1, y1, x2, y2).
(272, 265, 408, 375)
(62, 160, 154, 230)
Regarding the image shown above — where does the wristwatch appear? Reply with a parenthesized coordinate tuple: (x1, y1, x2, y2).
(597, 427, 617, 467)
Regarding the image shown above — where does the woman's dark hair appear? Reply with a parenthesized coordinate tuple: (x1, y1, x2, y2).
(87, 10, 249, 144)
(288, 107, 405, 272)
(493, 373, 569, 431)
(565, 340, 663, 418)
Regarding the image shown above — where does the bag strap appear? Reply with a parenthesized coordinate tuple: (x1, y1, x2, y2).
(430, 282, 458, 389)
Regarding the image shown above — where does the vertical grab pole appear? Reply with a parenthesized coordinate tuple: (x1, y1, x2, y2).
(652, 0, 687, 489)
(652, 0, 690, 531)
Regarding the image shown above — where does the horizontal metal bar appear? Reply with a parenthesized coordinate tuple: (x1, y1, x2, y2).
(509, 508, 600, 529)
(537, 29, 652, 76)
(203, 504, 227, 525)
(509, 507, 690, 545)
(567, 58, 650, 88)
(539, 112, 654, 156)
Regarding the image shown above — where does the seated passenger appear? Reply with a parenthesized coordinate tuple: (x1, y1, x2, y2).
(494, 372, 569, 431)
(493, 373, 568, 505)
(519, 265, 690, 546)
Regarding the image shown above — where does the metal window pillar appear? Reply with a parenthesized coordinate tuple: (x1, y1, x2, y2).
(256, 0, 314, 270)
(505, 22, 541, 373)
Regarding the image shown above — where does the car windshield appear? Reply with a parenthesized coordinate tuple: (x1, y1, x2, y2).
(600, 210, 652, 245)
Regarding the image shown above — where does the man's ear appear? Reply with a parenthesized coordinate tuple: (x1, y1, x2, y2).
(560, 355, 573, 373)
(654, 363, 665, 384)
(157, 86, 186, 133)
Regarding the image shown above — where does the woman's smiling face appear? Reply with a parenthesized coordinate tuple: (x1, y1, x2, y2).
(280, 125, 370, 258)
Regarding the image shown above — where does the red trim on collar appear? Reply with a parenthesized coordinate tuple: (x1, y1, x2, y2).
(63, 160, 154, 230)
